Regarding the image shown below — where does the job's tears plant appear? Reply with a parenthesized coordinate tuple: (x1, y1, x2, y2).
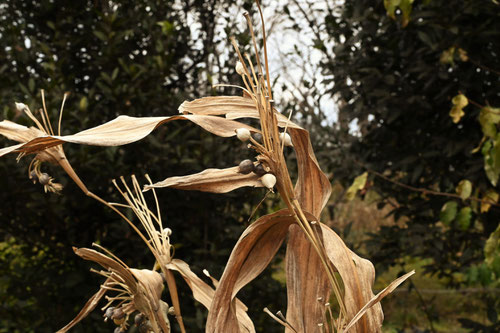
(0, 4, 413, 333)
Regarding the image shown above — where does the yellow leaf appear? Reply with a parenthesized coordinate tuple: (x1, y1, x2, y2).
(346, 172, 368, 200)
(449, 94, 468, 123)
(481, 190, 499, 213)
(455, 179, 472, 201)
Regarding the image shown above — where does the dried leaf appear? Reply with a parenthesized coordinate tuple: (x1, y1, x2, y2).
(179, 96, 257, 116)
(56, 282, 108, 333)
(289, 126, 332, 219)
(343, 271, 415, 332)
(320, 223, 383, 332)
(167, 259, 254, 332)
(285, 224, 331, 333)
(145, 166, 264, 193)
(2, 115, 258, 156)
(206, 209, 295, 333)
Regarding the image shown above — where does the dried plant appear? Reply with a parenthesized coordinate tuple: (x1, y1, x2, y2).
(0, 2, 414, 332)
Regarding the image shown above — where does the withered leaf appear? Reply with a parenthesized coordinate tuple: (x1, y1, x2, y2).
(285, 224, 331, 333)
(144, 166, 264, 193)
(1, 115, 258, 156)
(343, 270, 415, 332)
(206, 209, 295, 333)
(167, 259, 254, 332)
(179, 96, 257, 116)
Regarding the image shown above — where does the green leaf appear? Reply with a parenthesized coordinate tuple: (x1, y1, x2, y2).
(479, 107, 500, 139)
(346, 172, 368, 201)
(79, 97, 88, 111)
(439, 201, 458, 225)
(93, 30, 107, 42)
(485, 223, 500, 266)
(456, 207, 472, 230)
(455, 179, 472, 201)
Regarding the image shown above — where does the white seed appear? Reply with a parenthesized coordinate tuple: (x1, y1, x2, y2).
(235, 128, 251, 142)
(39, 173, 50, 185)
(236, 61, 245, 75)
(203, 269, 210, 277)
(261, 173, 276, 190)
(279, 132, 293, 147)
(163, 228, 172, 237)
(15, 102, 27, 112)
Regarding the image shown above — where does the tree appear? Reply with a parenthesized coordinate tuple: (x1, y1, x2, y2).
(284, 0, 500, 329)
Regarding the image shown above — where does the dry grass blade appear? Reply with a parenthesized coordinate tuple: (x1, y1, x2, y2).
(206, 209, 295, 333)
(144, 166, 264, 193)
(285, 224, 331, 333)
(343, 271, 416, 332)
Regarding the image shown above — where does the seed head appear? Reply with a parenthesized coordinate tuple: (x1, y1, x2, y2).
(105, 307, 115, 320)
(134, 313, 145, 326)
(236, 61, 245, 75)
(261, 173, 276, 190)
(235, 128, 251, 142)
(279, 132, 293, 147)
(238, 159, 254, 174)
(253, 132, 263, 143)
(39, 173, 51, 185)
(15, 102, 27, 112)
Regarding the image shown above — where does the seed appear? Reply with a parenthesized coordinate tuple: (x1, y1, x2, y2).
(253, 133, 263, 142)
(114, 327, 124, 333)
(105, 307, 115, 319)
(235, 128, 251, 142)
(162, 227, 172, 237)
(138, 321, 153, 333)
(15, 102, 27, 112)
(254, 163, 266, 176)
(112, 308, 125, 320)
(134, 313, 145, 326)
(39, 173, 50, 185)
(279, 132, 293, 147)
(236, 61, 245, 75)
(238, 159, 254, 174)
(29, 170, 38, 182)
(261, 173, 276, 190)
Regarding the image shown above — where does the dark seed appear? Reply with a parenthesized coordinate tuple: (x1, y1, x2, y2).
(238, 159, 254, 174)
(112, 308, 125, 319)
(254, 163, 266, 176)
(253, 133, 263, 142)
(29, 170, 38, 182)
(134, 313, 145, 326)
(138, 320, 153, 333)
(114, 327, 124, 333)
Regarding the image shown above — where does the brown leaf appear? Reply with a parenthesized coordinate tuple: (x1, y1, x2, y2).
(343, 271, 415, 332)
(206, 209, 295, 333)
(56, 282, 108, 333)
(289, 127, 331, 219)
(320, 223, 383, 332)
(145, 166, 264, 193)
(167, 259, 254, 332)
(285, 224, 331, 333)
(74, 247, 137, 291)
(179, 96, 257, 116)
(2, 115, 258, 155)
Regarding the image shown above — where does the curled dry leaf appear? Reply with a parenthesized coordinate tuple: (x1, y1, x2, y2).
(167, 259, 254, 332)
(1, 114, 258, 156)
(206, 209, 295, 333)
(144, 166, 264, 193)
